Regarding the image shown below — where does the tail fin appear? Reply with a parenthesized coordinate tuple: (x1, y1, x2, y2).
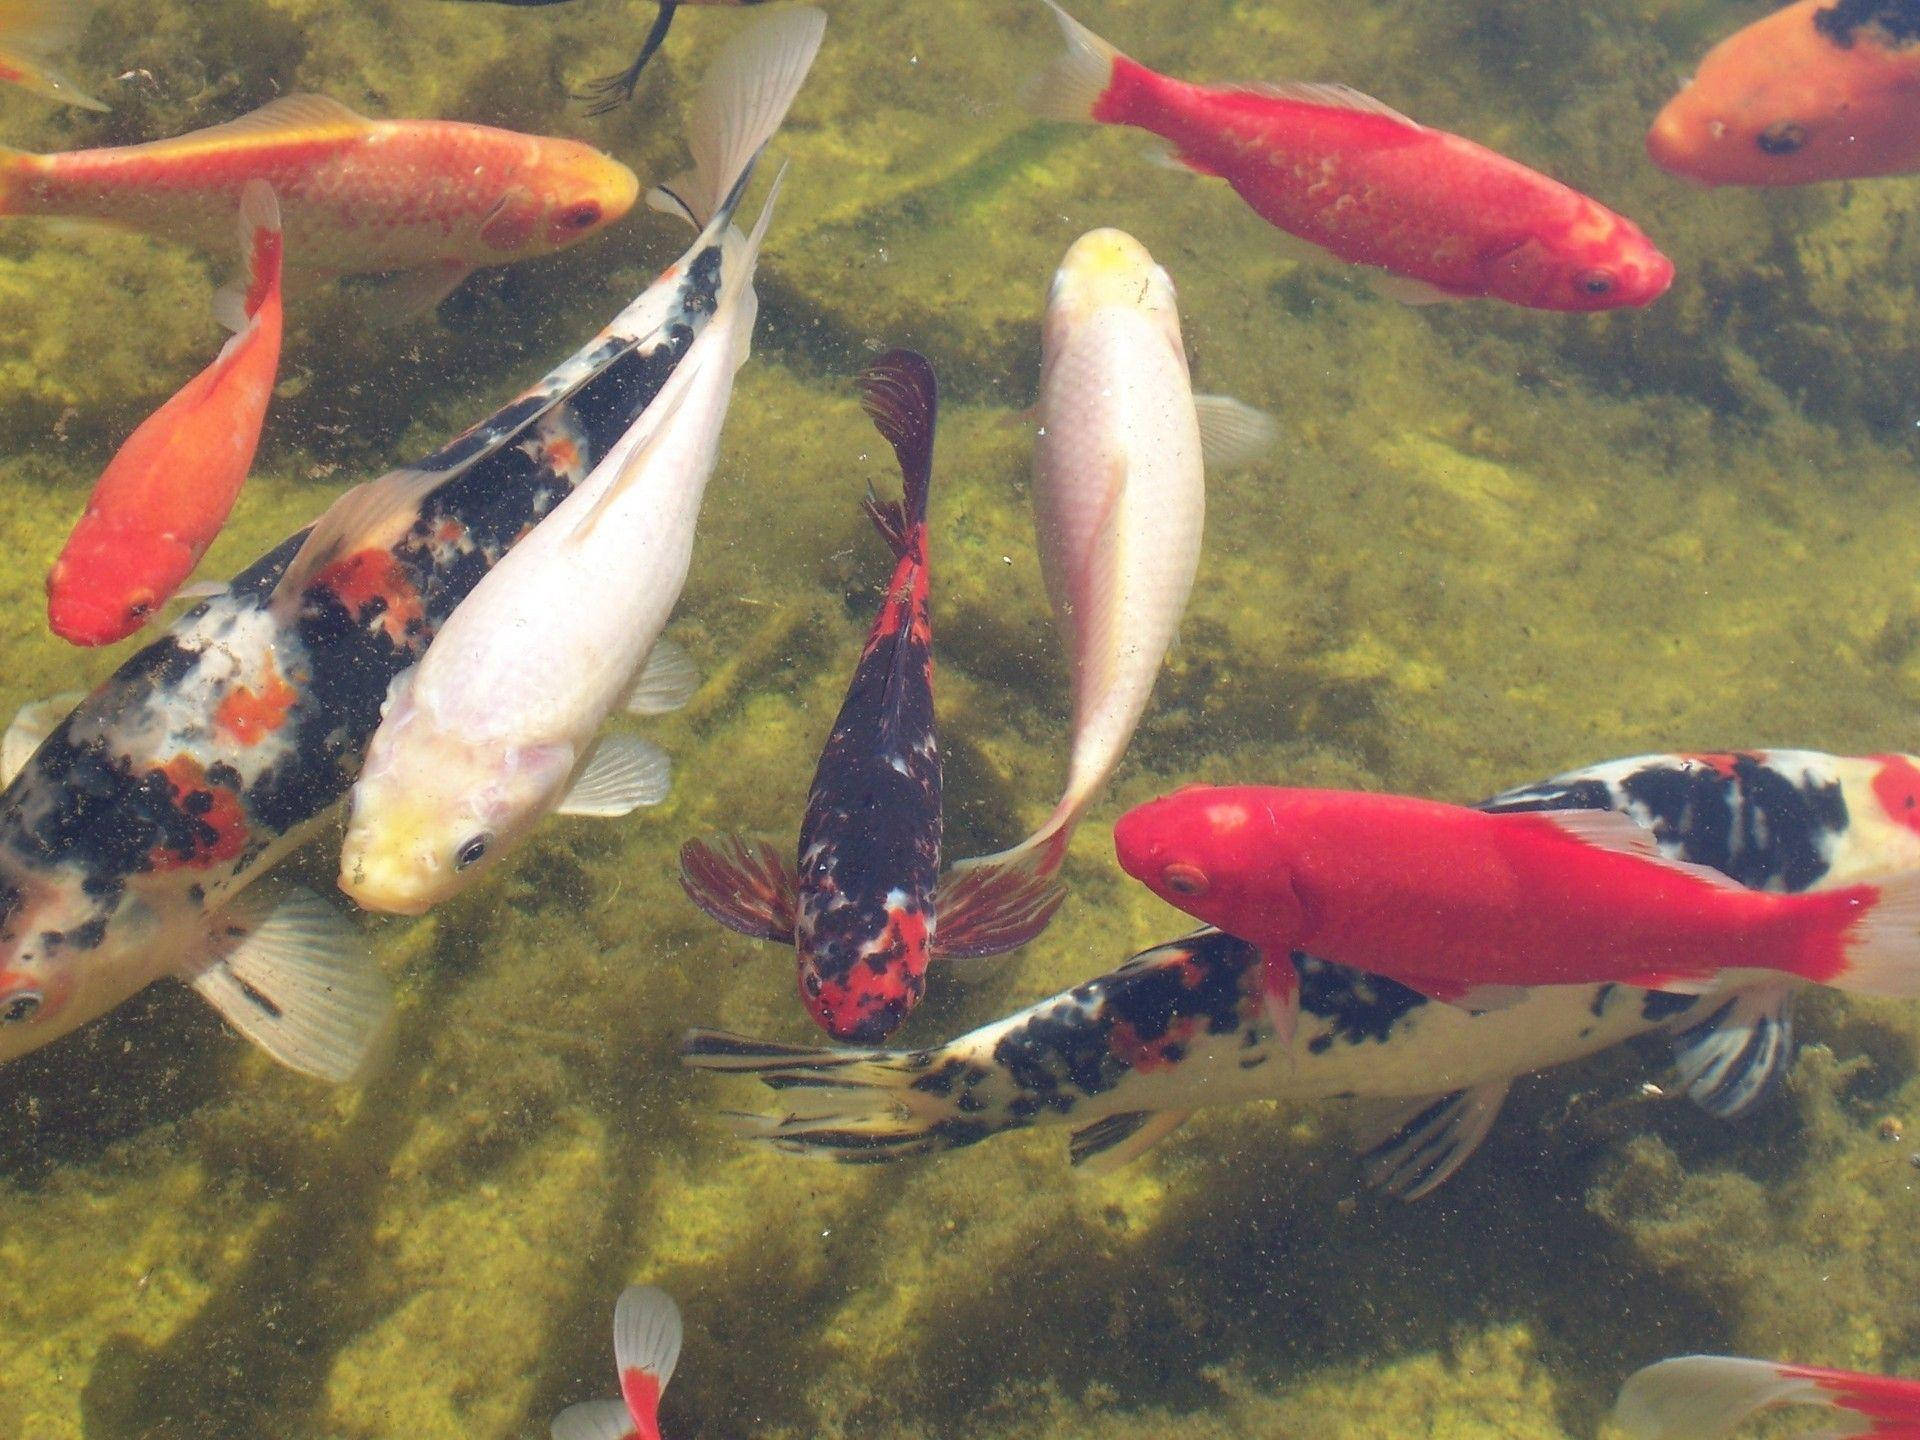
(1028, 0, 1123, 125)
(680, 1029, 995, 1161)
(943, 802, 1078, 896)
(1612, 1355, 1920, 1440)
(613, 1286, 682, 1440)
(1836, 871, 1920, 996)
(212, 180, 283, 332)
(0, 0, 107, 111)
(646, 6, 824, 228)
(857, 348, 937, 558)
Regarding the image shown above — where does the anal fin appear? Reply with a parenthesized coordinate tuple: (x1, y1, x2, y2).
(1068, 1108, 1191, 1172)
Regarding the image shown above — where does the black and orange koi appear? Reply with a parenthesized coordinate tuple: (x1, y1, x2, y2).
(679, 352, 1063, 1043)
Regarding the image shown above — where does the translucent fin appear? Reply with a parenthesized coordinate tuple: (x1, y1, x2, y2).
(931, 854, 1067, 959)
(677, 835, 799, 944)
(0, 0, 106, 111)
(211, 180, 282, 334)
(1068, 1108, 1190, 1172)
(180, 93, 368, 144)
(1667, 981, 1795, 1119)
(267, 466, 444, 613)
(1359, 1079, 1510, 1200)
(622, 638, 699, 715)
(1841, 870, 1920, 997)
(671, 5, 825, 226)
(359, 261, 475, 324)
(1193, 394, 1279, 471)
(858, 349, 937, 541)
(1524, 807, 1743, 885)
(613, 1285, 683, 1400)
(185, 886, 394, 1083)
(1260, 947, 1299, 1049)
(1238, 80, 1418, 127)
(1030, 0, 1123, 125)
(556, 735, 672, 818)
(1368, 270, 1465, 305)
(551, 1400, 638, 1440)
(1, 690, 82, 784)
(1612, 1356, 1837, 1440)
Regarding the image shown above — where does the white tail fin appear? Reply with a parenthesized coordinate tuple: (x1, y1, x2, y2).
(0, 0, 107, 111)
(613, 1286, 683, 1396)
(657, 6, 824, 228)
(1613, 1357, 1838, 1440)
(1029, 0, 1122, 125)
(213, 179, 282, 333)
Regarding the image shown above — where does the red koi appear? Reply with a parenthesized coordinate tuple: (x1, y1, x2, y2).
(1032, 0, 1673, 310)
(46, 181, 283, 647)
(1113, 784, 1920, 1038)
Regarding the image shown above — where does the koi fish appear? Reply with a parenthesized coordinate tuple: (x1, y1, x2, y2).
(0, 0, 105, 111)
(1031, 0, 1673, 310)
(1615, 1355, 1920, 1440)
(679, 353, 1065, 1043)
(951, 229, 1273, 891)
(0, 93, 639, 312)
(339, 9, 824, 916)
(551, 1286, 683, 1440)
(0, 15, 803, 1081)
(46, 181, 284, 648)
(443, 0, 772, 113)
(1648, 0, 1920, 186)
(691, 747, 1920, 1191)
(1114, 754, 1920, 1037)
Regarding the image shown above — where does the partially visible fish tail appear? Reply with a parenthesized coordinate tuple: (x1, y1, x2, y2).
(0, 144, 35, 215)
(645, 5, 824, 228)
(213, 180, 283, 332)
(944, 797, 1077, 892)
(857, 348, 937, 558)
(0, 0, 106, 111)
(1834, 870, 1920, 996)
(1028, 0, 1123, 125)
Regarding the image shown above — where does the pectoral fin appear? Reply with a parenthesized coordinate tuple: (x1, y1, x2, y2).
(556, 734, 673, 818)
(1068, 1108, 1192, 1172)
(1359, 1079, 1511, 1200)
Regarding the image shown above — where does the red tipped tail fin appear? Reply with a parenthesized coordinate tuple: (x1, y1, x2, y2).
(212, 181, 283, 333)
(677, 834, 800, 944)
(1028, 0, 1125, 125)
(614, 1286, 682, 1440)
(857, 348, 936, 556)
(1834, 871, 1920, 997)
(1614, 1355, 1920, 1439)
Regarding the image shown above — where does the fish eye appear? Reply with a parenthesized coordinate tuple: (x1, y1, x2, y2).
(1756, 121, 1808, 156)
(1, 991, 42, 1024)
(1575, 269, 1616, 297)
(454, 834, 492, 872)
(1162, 863, 1211, 898)
(560, 202, 602, 230)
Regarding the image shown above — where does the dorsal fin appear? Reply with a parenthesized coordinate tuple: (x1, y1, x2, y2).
(266, 467, 443, 613)
(185, 93, 369, 144)
(1520, 808, 1744, 889)
(1237, 80, 1419, 128)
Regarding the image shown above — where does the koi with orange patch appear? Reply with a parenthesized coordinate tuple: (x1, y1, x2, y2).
(46, 181, 284, 647)
(0, 0, 106, 112)
(0, 14, 816, 1083)
(0, 91, 638, 312)
(680, 353, 1064, 1043)
(1649, 0, 1920, 186)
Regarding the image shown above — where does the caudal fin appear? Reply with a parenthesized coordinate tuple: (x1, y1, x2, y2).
(680, 1029, 997, 1161)
(613, 1286, 681, 1440)
(1028, 0, 1123, 125)
(646, 6, 825, 229)
(857, 349, 937, 558)
(1613, 1355, 1920, 1440)
(1836, 871, 1920, 997)
(212, 180, 283, 333)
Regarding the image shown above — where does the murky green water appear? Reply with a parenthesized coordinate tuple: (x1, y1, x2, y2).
(4, 0, 1920, 1436)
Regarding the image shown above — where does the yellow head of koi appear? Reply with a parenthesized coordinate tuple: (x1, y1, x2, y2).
(1045, 227, 1182, 346)
(476, 138, 641, 258)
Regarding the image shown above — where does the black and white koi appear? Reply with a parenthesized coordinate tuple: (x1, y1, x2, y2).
(678, 353, 1065, 1043)
(684, 747, 1920, 1194)
(0, 14, 813, 1082)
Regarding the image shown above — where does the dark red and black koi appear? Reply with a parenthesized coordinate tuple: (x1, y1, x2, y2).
(679, 352, 1063, 1043)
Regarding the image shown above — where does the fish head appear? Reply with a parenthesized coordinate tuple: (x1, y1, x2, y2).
(1646, 1, 1878, 185)
(339, 698, 574, 915)
(46, 531, 196, 647)
(1047, 228, 1183, 341)
(1485, 215, 1675, 313)
(0, 860, 116, 1064)
(1113, 786, 1305, 941)
(483, 143, 640, 258)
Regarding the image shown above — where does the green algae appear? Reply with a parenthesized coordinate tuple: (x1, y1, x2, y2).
(4, 0, 1920, 1437)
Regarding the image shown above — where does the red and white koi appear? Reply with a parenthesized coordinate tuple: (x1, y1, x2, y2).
(339, 8, 824, 917)
(1032, 0, 1674, 309)
(551, 1285, 683, 1440)
(954, 229, 1272, 889)
(0, 18, 796, 1080)
(47, 181, 284, 647)
(679, 353, 1065, 1043)
(1115, 762, 1920, 1040)
(691, 748, 1920, 1193)
(0, 0, 105, 112)
(1615, 1355, 1920, 1440)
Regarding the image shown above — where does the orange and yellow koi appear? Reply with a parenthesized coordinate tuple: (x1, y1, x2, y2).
(46, 181, 284, 647)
